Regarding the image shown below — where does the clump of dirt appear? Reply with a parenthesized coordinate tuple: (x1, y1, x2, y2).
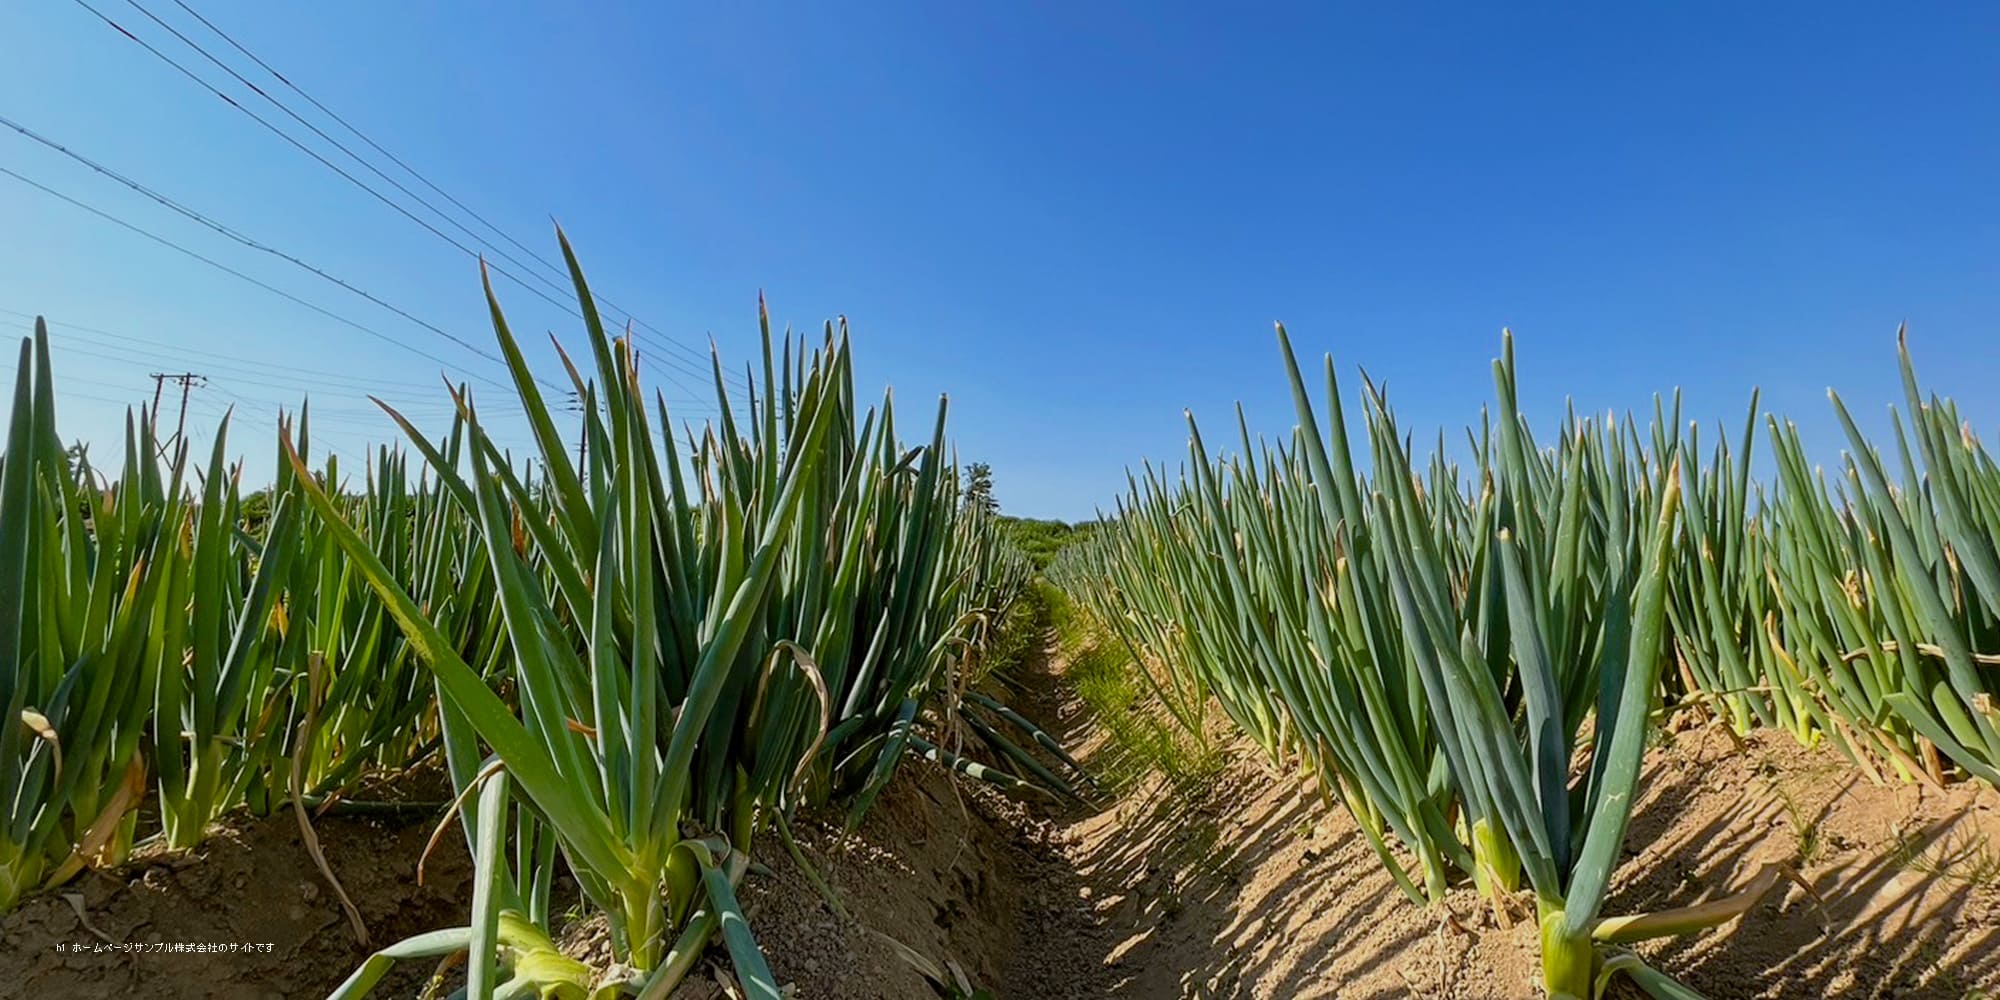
(722, 764, 1095, 999)
(0, 807, 472, 1000)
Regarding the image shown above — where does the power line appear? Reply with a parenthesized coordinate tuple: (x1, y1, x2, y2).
(185, 386, 404, 437)
(35, 340, 516, 442)
(0, 307, 462, 394)
(183, 381, 453, 468)
(5, 351, 385, 472)
(0, 163, 515, 392)
(9, 310, 483, 399)
(2, 338, 453, 460)
(72, 0, 739, 399)
(0, 363, 153, 400)
(0, 110, 514, 372)
(0, 375, 153, 411)
(4, 313, 545, 469)
(112, 0, 579, 307)
(67, 0, 577, 321)
(165, 0, 558, 286)
(128, 0, 742, 390)
(37, 339, 458, 412)
(164, 0, 740, 384)
(0, 307, 712, 417)
(5, 319, 717, 496)
(182, 393, 361, 469)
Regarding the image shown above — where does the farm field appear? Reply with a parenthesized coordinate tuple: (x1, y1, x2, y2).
(5, 7, 1999, 998)
(2, 259, 1998, 999)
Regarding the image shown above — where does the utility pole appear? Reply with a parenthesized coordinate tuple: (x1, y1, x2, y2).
(149, 372, 205, 452)
(563, 390, 588, 469)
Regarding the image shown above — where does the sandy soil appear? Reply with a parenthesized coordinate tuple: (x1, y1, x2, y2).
(3, 630, 1994, 999)
(1038, 728, 2000, 999)
(738, 627, 2000, 999)
(0, 806, 473, 1000)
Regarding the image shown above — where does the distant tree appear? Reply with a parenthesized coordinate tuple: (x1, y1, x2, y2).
(963, 462, 998, 517)
(239, 488, 274, 531)
(999, 515, 1099, 569)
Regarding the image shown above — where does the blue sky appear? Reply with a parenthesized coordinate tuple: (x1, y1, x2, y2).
(2, 2, 1996, 520)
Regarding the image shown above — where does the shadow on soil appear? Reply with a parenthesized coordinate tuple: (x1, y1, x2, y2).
(992, 598, 2000, 999)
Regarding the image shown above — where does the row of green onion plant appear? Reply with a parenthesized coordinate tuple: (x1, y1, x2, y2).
(1054, 328, 1816, 997)
(1374, 338, 1799, 999)
(1660, 331, 2000, 788)
(316, 237, 1032, 999)
(1, 321, 499, 907)
(1763, 333, 2000, 784)
(146, 404, 501, 850)
(1, 323, 163, 911)
(1045, 463, 1224, 751)
(1050, 333, 1488, 902)
(150, 411, 302, 848)
(262, 422, 509, 811)
(4, 271, 1037, 988)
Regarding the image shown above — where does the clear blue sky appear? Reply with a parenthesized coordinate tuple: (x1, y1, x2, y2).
(3, 2, 1996, 520)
